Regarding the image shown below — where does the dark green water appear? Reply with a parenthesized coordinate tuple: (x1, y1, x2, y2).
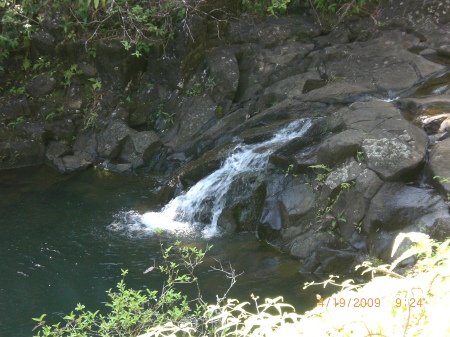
(0, 166, 322, 336)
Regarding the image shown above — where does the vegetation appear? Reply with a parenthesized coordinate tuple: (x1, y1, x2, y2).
(32, 234, 450, 337)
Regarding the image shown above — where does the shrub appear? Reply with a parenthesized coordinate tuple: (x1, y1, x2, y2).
(32, 235, 450, 337)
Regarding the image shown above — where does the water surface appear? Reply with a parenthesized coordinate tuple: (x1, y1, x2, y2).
(0, 166, 324, 337)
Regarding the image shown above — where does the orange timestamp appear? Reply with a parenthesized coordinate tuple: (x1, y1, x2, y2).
(394, 297, 425, 308)
(316, 295, 381, 308)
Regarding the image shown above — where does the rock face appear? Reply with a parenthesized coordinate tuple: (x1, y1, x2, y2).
(1, 0, 450, 274)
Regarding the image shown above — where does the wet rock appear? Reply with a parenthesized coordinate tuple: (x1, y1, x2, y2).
(26, 74, 57, 98)
(428, 137, 450, 194)
(315, 242, 361, 275)
(397, 95, 450, 116)
(175, 141, 236, 187)
(317, 129, 364, 167)
(362, 183, 448, 234)
(222, 173, 267, 232)
(260, 176, 315, 234)
(421, 114, 449, 134)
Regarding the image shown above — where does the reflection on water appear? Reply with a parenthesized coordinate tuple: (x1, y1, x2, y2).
(0, 166, 322, 337)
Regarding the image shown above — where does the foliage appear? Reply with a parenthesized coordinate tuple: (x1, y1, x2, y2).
(302, 234, 450, 336)
(242, 0, 292, 16)
(156, 103, 175, 127)
(32, 242, 215, 337)
(0, 0, 205, 69)
(32, 235, 450, 336)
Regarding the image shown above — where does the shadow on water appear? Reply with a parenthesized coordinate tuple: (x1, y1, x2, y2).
(0, 166, 328, 337)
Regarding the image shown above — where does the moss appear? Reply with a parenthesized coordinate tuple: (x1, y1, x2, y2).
(215, 105, 224, 118)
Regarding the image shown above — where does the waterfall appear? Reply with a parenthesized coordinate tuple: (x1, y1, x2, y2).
(110, 118, 312, 237)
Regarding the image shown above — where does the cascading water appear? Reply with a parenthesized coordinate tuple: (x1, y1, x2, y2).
(110, 118, 312, 237)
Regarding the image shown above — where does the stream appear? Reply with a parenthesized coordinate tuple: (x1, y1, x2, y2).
(0, 120, 328, 336)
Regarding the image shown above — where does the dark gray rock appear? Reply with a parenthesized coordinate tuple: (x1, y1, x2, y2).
(362, 183, 448, 234)
(428, 137, 450, 194)
(60, 155, 92, 172)
(429, 218, 450, 242)
(163, 96, 218, 151)
(317, 129, 364, 167)
(290, 230, 333, 259)
(26, 74, 57, 98)
(97, 120, 132, 158)
(30, 29, 56, 59)
(315, 242, 361, 275)
(206, 47, 239, 103)
(338, 101, 428, 181)
(175, 141, 236, 187)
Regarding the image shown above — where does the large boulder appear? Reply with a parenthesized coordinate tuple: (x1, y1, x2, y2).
(342, 101, 428, 181)
(362, 183, 449, 234)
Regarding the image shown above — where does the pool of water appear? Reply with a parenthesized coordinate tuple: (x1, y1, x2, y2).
(0, 166, 328, 336)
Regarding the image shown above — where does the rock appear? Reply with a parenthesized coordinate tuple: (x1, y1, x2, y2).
(97, 120, 132, 158)
(362, 133, 425, 181)
(26, 74, 57, 98)
(428, 137, 450, 194)
(429, 218, 450, 242)
(317, 129, 364, 167)
(324, 158, 363, 191)
(262, 72, 320, 104)
(60, 155, 92, 172)
(290, 230, 333, 259)
(206, 47, 239, 103)
(315, 242, 360, 275)
(362, 183, 449, 234)
(119, 131, 162, 168)
(94, 40, 146, 89)
(30, 29, 56, 59)
(175, 141, 236, 187)
(0, 98, 30, 124)
(45, 141, 72, 170)
(259, 176, 315, 240)
(163, 96, 218, 151)
(339, 101, 428, 181)
(397, 95, 450, 115)
(73, 129, 98, 162)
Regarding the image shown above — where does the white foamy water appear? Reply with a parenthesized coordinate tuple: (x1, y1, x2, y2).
(110, 119, 312, 237)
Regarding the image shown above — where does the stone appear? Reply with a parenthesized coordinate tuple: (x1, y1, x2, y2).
(60, 155, 92, 172)
(429, 218, 450, 242)
(428, 137, 450, 194)
(97, 120, 132, 158)
(30, 29, 56, 59)
(362, 183, 449, 234)
(26, 74, 57, 98)
(324, 158, 364, 191)
(317, 129, 364, 167)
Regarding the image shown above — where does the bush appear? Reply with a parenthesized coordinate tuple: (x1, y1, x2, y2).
(32, 234, 450, 337)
